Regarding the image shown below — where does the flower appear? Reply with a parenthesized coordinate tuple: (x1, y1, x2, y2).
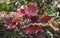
(12, 17, 19, 22)
(17, 8, 29, 19)
(26, 23, 42, 34)
(17, 8, 25, 17)
(7, 23, 16, 29)
(25, 3, 38, 16)
(3, 18, 16, 29)
(40, 14, 51, 24)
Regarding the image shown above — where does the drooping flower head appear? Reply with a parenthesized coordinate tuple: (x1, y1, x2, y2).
(17, 8, 25, 17)
(12, 17, 19, 22)
(26, 23, 42, 35)
(7, 23, 15, 29)
(3, 18, 16, 29)
(25, 3, 38, 16)
(40, 14, 51, 24)
(17, 8, 29, 19)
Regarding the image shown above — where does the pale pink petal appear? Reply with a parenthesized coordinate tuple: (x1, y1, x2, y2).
(25, 3, 38, 16)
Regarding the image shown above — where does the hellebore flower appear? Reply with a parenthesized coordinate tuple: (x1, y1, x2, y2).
(12, 17, 19, 22)
(4, 22, 16, 29)
(17, 8, 25, 17)
(7, 23, 15, 29)
(17, 8, 29, 19)
(40, 14, 51, 24)
(26, 23, 42, 34)
(25, 3, 38, 16)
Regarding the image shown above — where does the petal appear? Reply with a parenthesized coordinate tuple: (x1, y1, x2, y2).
(30, 12, 37, 16)
(18, 8, 25, 17)
(18, 11, 25, 17)
(26, 28, 33, 34)
(8, 23, 15, 29)
(25, 3, 38, 16)
(36, 26, 42, 31)
(17, 8, 21, 11)
(12, 18, 19, 22)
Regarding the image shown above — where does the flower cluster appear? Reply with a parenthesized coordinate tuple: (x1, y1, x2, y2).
(2, 2, 59, 38)
(16, 2, 52, 35)
(17, 3, 38, 17)
(17, 2, 51, 23)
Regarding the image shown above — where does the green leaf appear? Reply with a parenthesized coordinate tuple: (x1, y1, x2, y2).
(6, 5, 10, 11)
(53, 17, 60, 21)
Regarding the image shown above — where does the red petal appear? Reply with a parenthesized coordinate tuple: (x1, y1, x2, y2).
(18, 9, 25, 17)
(12, 18, 19, 22)
(26, 28, 33, 34)
(36, 25, 42, 31)
(18, 11, 25, 17)
(9, 23, 15, 29)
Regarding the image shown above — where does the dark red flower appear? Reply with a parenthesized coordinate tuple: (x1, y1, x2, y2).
(40, 14, 51, 24)
(26, 23, 42, 34)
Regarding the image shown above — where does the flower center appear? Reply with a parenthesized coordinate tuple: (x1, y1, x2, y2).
(29, 7, 35, 12)
(32, 25, 36, 30)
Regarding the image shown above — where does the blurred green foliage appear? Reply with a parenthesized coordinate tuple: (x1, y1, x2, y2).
(0, 3, 11, 11)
